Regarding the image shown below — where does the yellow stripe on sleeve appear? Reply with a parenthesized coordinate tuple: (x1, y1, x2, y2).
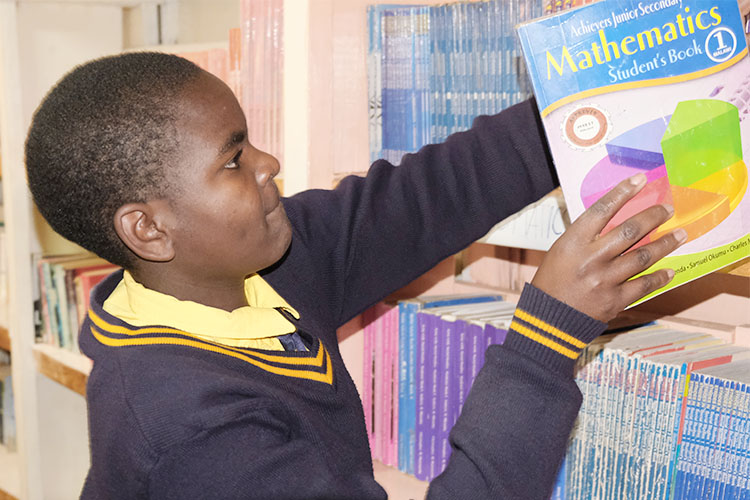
(509, 320, 580, 360)
(514, 309, 587, 349)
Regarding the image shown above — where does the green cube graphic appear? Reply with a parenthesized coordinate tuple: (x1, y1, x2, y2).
(660, 99, 742, 187)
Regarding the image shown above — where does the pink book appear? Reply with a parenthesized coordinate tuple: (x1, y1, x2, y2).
(388, 306, 400, 467)
(228, 27, 243, 102)
(380, 304, 393, 466)
(362, 307, 375, 457)
(207, 48, 229, 87)
(373, 303, 389, 462)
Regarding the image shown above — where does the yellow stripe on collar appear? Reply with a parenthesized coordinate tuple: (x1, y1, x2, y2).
(88, 308, 324, 366)
(102, 271, 300, 350)
(89, 324, 333, 385)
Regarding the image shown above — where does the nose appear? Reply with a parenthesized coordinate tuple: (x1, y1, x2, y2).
(255, 151, 281, 186)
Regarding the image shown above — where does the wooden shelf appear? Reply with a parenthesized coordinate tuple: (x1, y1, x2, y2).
(722, 256, 750, 277)
(0, 327, 9, 353)
(0, 444, 19, 500)
(32, 344, 92, 397)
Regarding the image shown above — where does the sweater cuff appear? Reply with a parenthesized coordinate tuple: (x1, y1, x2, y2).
(502, 283, 607, 376)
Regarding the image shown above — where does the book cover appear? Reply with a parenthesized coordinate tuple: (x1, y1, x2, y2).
(518, 0, 750, 306)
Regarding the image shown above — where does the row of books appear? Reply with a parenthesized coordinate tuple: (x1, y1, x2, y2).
(362, 293, 512, 481)
(0, 352, 15, 452)
(556, 325, 750, 500)
(363, 293, 750, 496)
(367, 0, 546, 165)
(34, 253, 119, 352)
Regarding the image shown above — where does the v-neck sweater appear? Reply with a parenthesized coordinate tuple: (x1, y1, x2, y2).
(79, 98, 607, 500)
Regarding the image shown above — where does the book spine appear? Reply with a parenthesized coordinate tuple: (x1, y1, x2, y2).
(389, 306, 399, 468)
(52, 264, 72, 350)
(467, 321, 483, 403)
(362, 307, 375, 457)
(405, 301, 419, 475)
(398, 301, 409, 472)
(455, 318, 468, 419)
(380, 304, 393, 466)
(427, 311, 442, 480)
(372, 308, 385, 461)
(414, 310, 432, 480)
(437, 316, 456, 474)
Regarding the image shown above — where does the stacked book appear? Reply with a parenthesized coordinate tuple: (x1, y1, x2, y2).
(556, 325, 750, 500)
(363, 294, 513, 481)
(367, 0, 546, 164)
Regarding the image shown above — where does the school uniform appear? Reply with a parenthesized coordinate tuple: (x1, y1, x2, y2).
(79, 98, 606, 500)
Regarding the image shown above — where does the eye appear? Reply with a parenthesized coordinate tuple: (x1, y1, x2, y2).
(225, 149, 242, 169)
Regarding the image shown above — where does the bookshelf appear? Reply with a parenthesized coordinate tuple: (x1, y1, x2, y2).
(0, 443, 19, 500)
(0, 1, 746, 500)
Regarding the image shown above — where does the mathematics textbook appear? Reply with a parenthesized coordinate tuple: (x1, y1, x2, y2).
(518, 0, 750, 305)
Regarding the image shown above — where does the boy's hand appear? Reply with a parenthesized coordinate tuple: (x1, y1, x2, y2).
(531, 173, 687, 322)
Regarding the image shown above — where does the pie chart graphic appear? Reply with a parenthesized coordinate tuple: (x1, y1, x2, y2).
(581, 99, 747, 248)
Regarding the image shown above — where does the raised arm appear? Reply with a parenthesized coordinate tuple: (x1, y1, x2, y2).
(273, 98, 557, 328)
(427, 174, 685, 499)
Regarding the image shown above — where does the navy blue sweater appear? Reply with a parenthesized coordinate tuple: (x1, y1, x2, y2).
(79, 99, 606, 499)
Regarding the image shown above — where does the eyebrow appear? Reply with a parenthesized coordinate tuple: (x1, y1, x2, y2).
(218, 131, 245, 157)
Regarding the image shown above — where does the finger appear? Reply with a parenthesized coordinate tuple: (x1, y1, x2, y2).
(597, 203, 675, 257)
(618, 268, 676, 307)
(610, 227, 688, 285)
(573, 173, 648, 239)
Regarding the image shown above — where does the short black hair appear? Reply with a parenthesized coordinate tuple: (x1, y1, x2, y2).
(26, 52, 203, 269)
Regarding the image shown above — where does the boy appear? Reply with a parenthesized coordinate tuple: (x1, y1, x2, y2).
(25, 52, 684, 499)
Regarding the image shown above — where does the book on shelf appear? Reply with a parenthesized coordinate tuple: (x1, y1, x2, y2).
(74, 265, 120, 327)
(362, 301, 400, 467)
(396, 293, 505, 476)
(517, 0, 750, 306)
(35, 253, 118, 352)
(368, 0, 545, 167)
(556, 324, 750, 500)
(239, 0, 284, 166)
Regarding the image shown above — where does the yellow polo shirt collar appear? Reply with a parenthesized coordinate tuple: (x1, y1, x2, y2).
(102, 270, 299, 350)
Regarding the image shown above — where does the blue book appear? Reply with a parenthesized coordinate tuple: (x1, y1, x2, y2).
(380, 6, 432, 165)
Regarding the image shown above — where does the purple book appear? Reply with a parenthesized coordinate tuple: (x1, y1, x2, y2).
(436, 314, 458, 475)
(427, 310, 442, 480)
(414, 310, 433, 481)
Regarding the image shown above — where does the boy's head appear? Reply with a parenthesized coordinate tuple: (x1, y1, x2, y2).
(26, 52, 291, 283)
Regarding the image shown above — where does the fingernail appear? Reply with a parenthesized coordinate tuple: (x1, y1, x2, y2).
(630, 173, 647, 187)
(666, 268, 675, 280)
(674, 228, 688, 243)
(663, 204, 674, 217)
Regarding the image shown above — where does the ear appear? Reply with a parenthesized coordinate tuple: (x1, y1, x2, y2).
(113, 201, 175, 262)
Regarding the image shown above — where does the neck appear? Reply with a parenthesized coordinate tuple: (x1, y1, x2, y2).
(129, 266, 248, 312)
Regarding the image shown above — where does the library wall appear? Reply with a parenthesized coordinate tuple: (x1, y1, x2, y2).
(18, 3, 124, 259)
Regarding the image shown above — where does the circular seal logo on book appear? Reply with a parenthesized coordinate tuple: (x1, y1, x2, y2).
(562, 105, 610, 150)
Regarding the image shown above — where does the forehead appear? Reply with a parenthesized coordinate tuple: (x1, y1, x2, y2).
(174, 70, 246, 146)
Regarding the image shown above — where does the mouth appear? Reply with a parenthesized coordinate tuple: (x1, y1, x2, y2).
(264, 191, 282, 216)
